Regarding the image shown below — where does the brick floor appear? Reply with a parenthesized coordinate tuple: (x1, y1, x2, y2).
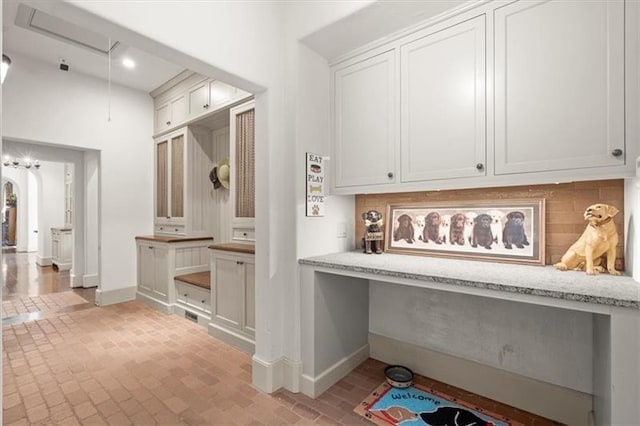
(2, 299, 560, 425)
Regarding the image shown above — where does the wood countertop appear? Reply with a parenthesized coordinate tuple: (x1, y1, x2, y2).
(174, 271, 210, 290)
(135, 235, 214, 243)
(209, 243, 255, 254)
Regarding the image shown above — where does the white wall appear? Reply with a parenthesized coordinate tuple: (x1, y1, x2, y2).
(2, 52, 153, 296)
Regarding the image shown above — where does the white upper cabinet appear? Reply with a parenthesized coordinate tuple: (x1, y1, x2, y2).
(152, 72, 252, 136)
(400, 15, 486, 182)
(328, 0, 637, 194)
(494, 0, 625, 174)
(187, 79, 210, 118)
(332, 50, 396, 188)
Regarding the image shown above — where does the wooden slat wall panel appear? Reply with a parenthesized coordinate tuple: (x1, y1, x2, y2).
(355, 179, 625, 267)
(171, 135, 185, 218)
(156, 141, 168, 218)
(235, 109, 255, 218)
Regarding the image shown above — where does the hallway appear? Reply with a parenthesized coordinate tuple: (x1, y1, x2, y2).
(1, 251, 550, 425)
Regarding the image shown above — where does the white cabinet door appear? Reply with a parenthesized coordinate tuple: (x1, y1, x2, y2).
(152, 246, 168, 299)
(400, 15, 486, 182)
(243, 261, 255, 335)
(187, 80, 210, 118)
(494, 0, 625, 174)
(155, 103, 170, 133)
(209, 80, 236, 109)
(212, 257, 242, 328)
(169, 94, 186, 127)
(139, 245, 155, 293)
(332, 50, 396, 188)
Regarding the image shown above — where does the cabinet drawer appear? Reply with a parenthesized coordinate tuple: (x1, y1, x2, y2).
(155, 224, 185, 235)
(232, 228, 255, 242)
(175, 282, 211, 314)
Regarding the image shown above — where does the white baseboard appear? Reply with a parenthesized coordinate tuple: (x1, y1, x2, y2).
(70, 274, 83, 288)
(369, 333, 592, 426)
(301, 344, 369, 398)
(94, 286, 137, 306)
(207, 322, 255, 354)
(135, 292, 173, 314)
(251, 356, 302, 394)
(82, 274, 98, 288)
(36, 256, 52, 266)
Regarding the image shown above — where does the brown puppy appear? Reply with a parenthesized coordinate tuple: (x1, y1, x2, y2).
(554, 204, 620, 275)
(422, 212, 442, 244)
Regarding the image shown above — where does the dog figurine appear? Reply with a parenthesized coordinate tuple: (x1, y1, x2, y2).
(464, 212, 477, 244)
(362, 210, 384, 254)
(423, 212, 443, 244)
(449, 213, 466, 245)
(414, 215, 425, 242)
(488, 209, 505, 245)
(438, 214, 451, 244)
(471, 213, 493, 249)
(393, 214, 415, 244)
(503, 211, 530, 249)
(554, 204, 620, 275)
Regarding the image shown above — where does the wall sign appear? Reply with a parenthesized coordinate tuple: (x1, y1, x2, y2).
(306, 153, 325, 217)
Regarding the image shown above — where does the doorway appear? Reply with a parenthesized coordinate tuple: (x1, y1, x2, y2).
(3, 181, 18, 248)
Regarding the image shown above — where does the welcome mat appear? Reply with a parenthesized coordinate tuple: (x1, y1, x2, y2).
(354, 381, 523, 426)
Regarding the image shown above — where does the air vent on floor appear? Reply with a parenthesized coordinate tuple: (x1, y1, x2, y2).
(14, 4, 124, 57)
(185, 311, 198, 322)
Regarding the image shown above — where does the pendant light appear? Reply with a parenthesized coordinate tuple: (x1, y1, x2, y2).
(1, 54, 12, 84)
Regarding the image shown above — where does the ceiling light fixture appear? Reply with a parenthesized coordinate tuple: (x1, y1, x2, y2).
(2, 54, 12, 84)
(2, 156, 40, 169)
(122, 58, 135, 69)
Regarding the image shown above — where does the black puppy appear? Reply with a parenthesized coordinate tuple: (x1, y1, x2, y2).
(471, 213, 493, 249)
(503, 211, 530, 249)
(418, 406, 491, 426)
(393, 214, 415, 243)
(423, 212, 443, 244)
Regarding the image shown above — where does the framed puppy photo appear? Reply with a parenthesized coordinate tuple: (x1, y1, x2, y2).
(385, 199, 545, 265)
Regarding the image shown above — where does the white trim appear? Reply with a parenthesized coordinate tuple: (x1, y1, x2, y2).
(82, 273, 98, 288)
(250, 356, 302, 394)
(135, 292, 173, 314)
(70, 273, 83, 288)
(252, 356, 283, 393)
(36, 256, 52, 266)
(208, 321, 255, 354)
(94, 285, 136, 306)
(301, 344, 369, 398)
(369, 333, 592, 426)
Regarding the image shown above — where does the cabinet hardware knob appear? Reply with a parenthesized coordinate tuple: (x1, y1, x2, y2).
(166, 216, 171, 219)
(243, 232, 247, 236)
(160, 227, 164, 230)
(611, 149, 623, 157)
(184, 293, 188, 297)
(387, 172, 394, 179)
(166, 121, 171, 126)
(175, 228, 179, 232)
(201, 300, 205, 303)
(148, 246, 153, 249)
(203, 104, 209, 109)
(476, 163, 484, 171)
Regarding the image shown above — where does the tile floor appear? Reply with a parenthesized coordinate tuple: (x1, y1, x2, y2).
(2, 252, 557, 425)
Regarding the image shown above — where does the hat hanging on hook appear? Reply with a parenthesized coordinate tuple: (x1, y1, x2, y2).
(209, 158, 230, 190)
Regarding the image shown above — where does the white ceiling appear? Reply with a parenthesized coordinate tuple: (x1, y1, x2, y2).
(2, 1, 185, 93)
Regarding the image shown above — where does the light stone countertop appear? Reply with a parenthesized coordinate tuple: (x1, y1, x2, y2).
(299, 251, 640, 309)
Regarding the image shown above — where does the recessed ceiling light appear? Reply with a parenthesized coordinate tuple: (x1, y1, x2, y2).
(122, 58, 135, 69)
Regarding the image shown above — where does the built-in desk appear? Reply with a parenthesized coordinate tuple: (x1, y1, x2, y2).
(298, 251, 640, 426)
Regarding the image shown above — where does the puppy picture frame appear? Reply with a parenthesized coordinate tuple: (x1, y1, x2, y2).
(385, 199, 545, 265)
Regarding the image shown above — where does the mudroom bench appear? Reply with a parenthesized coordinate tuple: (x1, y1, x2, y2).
(174, 271, 211, 326)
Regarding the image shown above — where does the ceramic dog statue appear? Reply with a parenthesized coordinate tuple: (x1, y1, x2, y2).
(554, 203, 620, 275)
(362, 210, 384, 254)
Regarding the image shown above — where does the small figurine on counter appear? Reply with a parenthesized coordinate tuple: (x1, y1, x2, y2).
(362, 210, 384, 254)
(554, 203, 621, 275)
